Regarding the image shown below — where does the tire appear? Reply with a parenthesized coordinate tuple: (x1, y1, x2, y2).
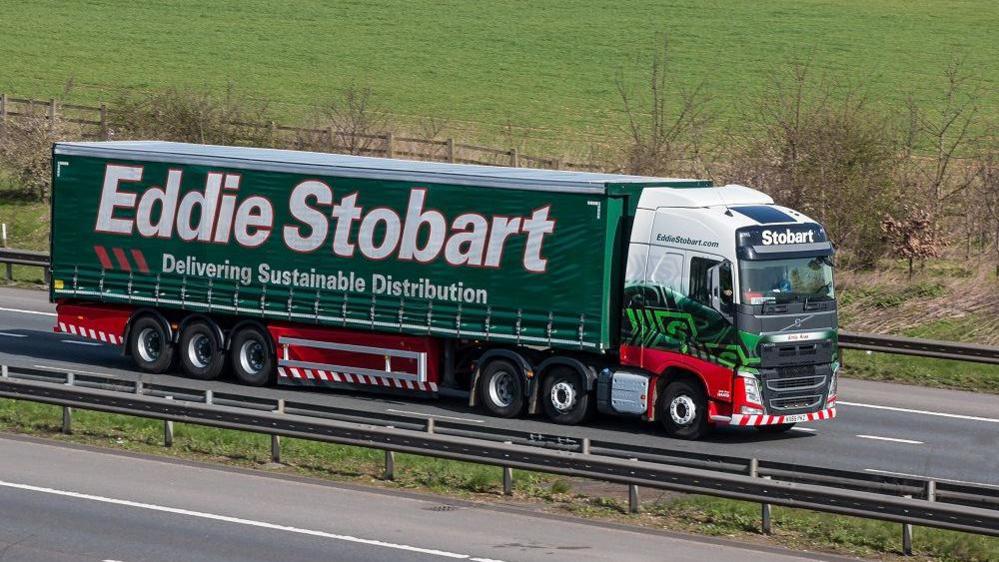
(178, 320, 226, 381)
(229, 326, 274, 386)
(128, 316, 174, 374)
(658, 379, 709, 440)
(476, 359, 525, 418)
(758, 423, 796, 434)
(541, 367, 594, 425)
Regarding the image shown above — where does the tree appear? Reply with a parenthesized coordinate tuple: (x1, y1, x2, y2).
(881, 204, 943, 279)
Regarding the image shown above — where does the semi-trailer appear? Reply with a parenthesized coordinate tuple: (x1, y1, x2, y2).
(50, 141, 838, 439)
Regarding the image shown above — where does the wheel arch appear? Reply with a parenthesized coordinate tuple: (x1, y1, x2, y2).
(467, 348, 535, 408)
(177, 314, 225, 346)
(122, 308, 173, 356)
(650, 366, 709, 422)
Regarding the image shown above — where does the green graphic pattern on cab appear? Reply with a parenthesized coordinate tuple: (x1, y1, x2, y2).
(622, 283, 762, 369)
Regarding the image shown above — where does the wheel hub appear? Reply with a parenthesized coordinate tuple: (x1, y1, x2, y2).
(669, 395, 696, 426)
(488, 371, 515, 408)
(137, 328, 161, 363)
(550, 381, 577, 412)
(188, 334, 213, 369)
(239, 340, 265, 374)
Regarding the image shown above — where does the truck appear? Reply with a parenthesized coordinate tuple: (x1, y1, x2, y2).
(49, 141, 839, 439)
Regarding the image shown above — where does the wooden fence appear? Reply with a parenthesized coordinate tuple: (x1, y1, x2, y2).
(0, 93, 605, 172)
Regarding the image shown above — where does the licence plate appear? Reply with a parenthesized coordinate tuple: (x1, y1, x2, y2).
(782, 413, 810, 423)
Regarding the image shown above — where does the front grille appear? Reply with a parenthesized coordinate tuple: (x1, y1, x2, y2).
(766, 375, 826, 392)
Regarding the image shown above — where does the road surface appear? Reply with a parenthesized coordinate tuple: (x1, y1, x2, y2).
(0, 287, 996, 487)
(0, 435, 844, 562)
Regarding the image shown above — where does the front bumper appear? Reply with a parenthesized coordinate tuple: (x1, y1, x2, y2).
(712, 406, 836, 426)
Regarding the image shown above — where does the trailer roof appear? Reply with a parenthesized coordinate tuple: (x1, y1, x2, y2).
(54, 141, 708, 194)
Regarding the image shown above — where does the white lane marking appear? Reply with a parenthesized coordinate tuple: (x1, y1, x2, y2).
(790, 427, 816, 433)
(0, 480, 503, 561)
(386, 409, 485, 423)
(863, 469, 999, 489)
(0, 306, 56, 317)
(0, 332, 27, 338)
(61, 340, 102, 347)
(839, 400, 999, 424)
(32, 364, 121, 378)
(856, 434, 924, 445)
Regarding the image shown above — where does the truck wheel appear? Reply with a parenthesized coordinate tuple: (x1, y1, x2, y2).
(230, 326, 274, 386)
(542, 367, 594, 425)
(178, 320, 226, 380)
(758, 423, 796, 434)
(477, 359, 525, 418)
(658, 379, 709, 440)
(129, 316, 174, 374)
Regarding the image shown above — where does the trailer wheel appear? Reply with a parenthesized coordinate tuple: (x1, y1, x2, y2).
(658, 379, 709, 440)
(477, 359, 525, 418)
(541, 367, 594, 425)
(230, 326, 274, 386)
(128, 316, 174, 374)
(178, 320, 226, 380)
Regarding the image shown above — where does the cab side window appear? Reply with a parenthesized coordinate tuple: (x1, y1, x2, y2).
(688, 256, 720, 305)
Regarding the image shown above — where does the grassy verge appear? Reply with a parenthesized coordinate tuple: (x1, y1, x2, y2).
(1, 398, 996, 561)
(842, 350, 999, 394)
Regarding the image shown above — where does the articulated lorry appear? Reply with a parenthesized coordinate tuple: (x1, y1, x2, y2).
(50, 141, 838, 439)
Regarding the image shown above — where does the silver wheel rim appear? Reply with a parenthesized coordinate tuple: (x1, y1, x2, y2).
(488, 371, 515, 408)
(669, 395, 696, 426)
(239, 339, 265, 375)
(137, 327, 161, 363)
(549, 380, 577, 412)
(187, 334, 213, 369)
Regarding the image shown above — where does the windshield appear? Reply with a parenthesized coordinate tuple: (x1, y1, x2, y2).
(739, 256, 834, 304)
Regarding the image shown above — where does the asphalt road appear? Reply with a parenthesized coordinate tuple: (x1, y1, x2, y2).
(0, 287, 997, 487)
(0, 436, 838, 562)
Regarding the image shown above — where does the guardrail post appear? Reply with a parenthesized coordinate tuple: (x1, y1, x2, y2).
(1, 364, 8, 378)
(383, 427, 395, 481)
(749, 458, 772, 534)
(204, 389, 213, 405)
(134, 380, 143, 394)
(164, 396, 174, 447)
(902, 494, 913, 556)
(425, 417, 435, 434)
(580, 437, 590, 455)
(502, 441, 514, 495)
(628, 458, 640, 513)
(271, 399, 284, 464)
(61, 372, 74, 434)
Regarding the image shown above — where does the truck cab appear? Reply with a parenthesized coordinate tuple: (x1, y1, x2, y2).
(616, 185, 838, 438)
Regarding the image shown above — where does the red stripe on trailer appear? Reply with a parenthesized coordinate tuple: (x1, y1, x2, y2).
(130, 249, 150, 273)
(111, 247, 131, 272)
(93, 246, 114, 269)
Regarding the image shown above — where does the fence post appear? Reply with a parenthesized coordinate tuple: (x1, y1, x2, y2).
(509, 148, 519, 167)
(271, 398, 284, 464)
(268, 121, 277, 147)
(385, 132, 395, 159)
(99, 103, 108, 139)
(446, 138, 455, 163)
(0, 93, 6, 124)
(502, 441, 514, 495)
(328, 126, 336, 150)
(552, 158, 562, 170)
(48, 98, 57, 131)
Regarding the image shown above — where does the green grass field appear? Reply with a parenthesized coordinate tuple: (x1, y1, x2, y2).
(1, 1, 995, 149)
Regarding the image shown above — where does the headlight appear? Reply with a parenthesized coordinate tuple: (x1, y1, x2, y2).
(742, 375, 763, 405)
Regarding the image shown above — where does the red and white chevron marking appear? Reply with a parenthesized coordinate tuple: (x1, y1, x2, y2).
(730, 407, 836, 426)
(277, 366, 438, 392)
(57, 322, 124, 345)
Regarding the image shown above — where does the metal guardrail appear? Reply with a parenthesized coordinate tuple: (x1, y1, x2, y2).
(0, 365, 997, 542)
(3, 248, 997, 364)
